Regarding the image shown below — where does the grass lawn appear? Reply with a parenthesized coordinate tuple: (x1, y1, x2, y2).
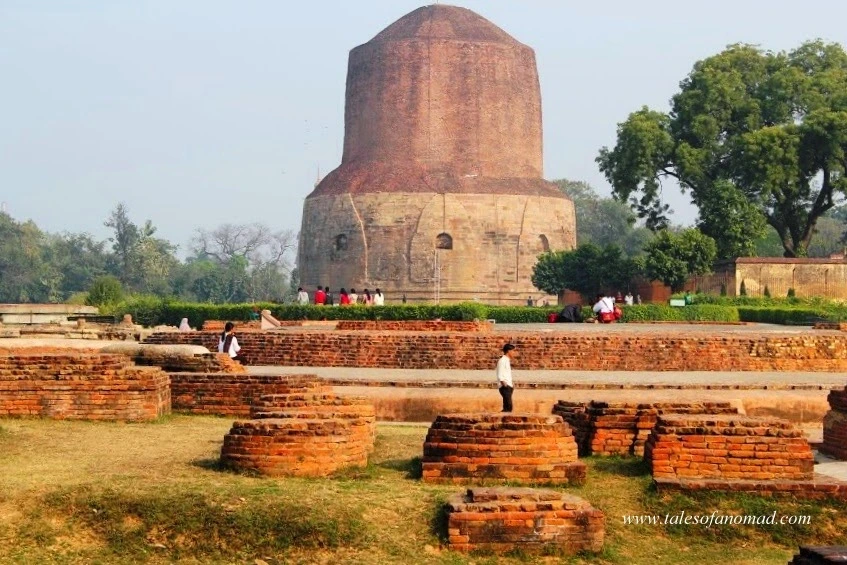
(0, 416, 844, 564)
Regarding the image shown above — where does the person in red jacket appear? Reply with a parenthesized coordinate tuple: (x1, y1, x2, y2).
(339, 288, 351, 305)
(314, 285, 326, 305)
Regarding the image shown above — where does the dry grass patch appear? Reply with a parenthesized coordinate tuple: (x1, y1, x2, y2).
(0, 417, 844, 564)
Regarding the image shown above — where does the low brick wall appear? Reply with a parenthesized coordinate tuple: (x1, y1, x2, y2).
(143, 330, 847, 371)
(821, 388, 847, 460)
(422, 413, 585, 484)
(201, 320, 262, 331)
(553, 401, 739, 456)
(335, 320, 493, 332)
(0, 352, 170, 421)
(814, 322, 847, 331)
(789, 546, 847, 564)
(644, 414, 814, 482)
(219, 377, 375, 477)
(170, 373, 328, 416)
(447, 487, 604, 554)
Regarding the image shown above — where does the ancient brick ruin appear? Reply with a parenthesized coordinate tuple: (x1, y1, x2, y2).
(170, 373, 330, 417)
(553, 400, 739, 456)
(422, 413, 585, 484)
(645, 414, 814, 482)
(0, 352, 170, 421)
(447, 487, 604, 554)
(220, 378, 375, 477)
(334, 320, 493, 332)
(297, 5, 575, 304)
(820, 387, 847, 460)
(144, 330, 847, 372)
(101, 343, 245, 374)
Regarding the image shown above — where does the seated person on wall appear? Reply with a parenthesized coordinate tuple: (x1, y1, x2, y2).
(592, 294, 621, 323)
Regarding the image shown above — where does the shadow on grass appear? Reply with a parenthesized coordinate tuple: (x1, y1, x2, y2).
(190, 457, 225, 472)
(377, 456, 422, 480)
(589, 456, 650, 477)
(430, 500, 450, 544)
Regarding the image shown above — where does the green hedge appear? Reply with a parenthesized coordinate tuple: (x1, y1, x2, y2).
(736, 307, 841, 325)
(104, 296, 844, 327)
(620, 304, 740, 323)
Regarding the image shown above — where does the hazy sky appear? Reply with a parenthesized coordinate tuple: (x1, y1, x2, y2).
(2, 1, 846, 254)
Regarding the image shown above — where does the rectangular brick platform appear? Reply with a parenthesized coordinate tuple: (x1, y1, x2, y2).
(143, 330, 847, 371)
(821, 388, 847, 460)
(553, 401, 739, 456)
(447, 487, 604, 554)
(170, 373, 329, 416)
(0, 353, 170, 421)
(645, 414, 814, 482)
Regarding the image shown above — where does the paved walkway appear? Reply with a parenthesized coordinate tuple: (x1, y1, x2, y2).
(248, 366, 846, 390)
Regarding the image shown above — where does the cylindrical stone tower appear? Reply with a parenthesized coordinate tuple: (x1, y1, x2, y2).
(298, 4, 575, 304)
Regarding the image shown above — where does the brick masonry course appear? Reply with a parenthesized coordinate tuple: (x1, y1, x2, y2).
(447, 487, 604, 554)
(422, 413, 586, 484)
(143, 330, 847, 372)
(553, 401, 739, 457)
(334, 320, 493, 332)
(219, 377, 376, 477)
(821, 388, 847, 460)
(0, 352, 170, 421)
(645, 414, 815, 482)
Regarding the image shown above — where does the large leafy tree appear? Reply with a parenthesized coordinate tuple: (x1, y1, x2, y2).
(598, 40, 847, 258)
(531, 243, 641, 298)
(553, 179, 652, 257)
(644, 229, 717, 292)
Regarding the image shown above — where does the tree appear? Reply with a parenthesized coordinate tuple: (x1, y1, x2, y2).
(43, 233, 109, 299)
(598, 41, 847, 258)
(86, 276, 124, 307)
(553, 179, 652, 257)
(531, 243, 641, 298)
(191, 223, 297, 302)
(644, 229, 717, 292)
(104, 203, 140, 284)
(0, 212, 52, 302)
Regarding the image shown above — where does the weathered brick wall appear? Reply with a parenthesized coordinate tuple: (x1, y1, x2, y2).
(553, 401, 739, 457)
(821, 388, 847, 460)
(422, 413, 585, 484)
(0, 353, 170, 421)
(201, 320, 262, 331)
(335, 320, 493, 332)
(169, 373, 328, 416)
(144, 330, 847, 372)
(219, 377, 376, 477)
(447, 487, 604, 554)
(644, 414, 814, 482)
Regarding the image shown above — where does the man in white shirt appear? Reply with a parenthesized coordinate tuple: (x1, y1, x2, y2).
(496, 343, 516, 412)
(296, 287, 309, 305)
(624, 292, 634, 306)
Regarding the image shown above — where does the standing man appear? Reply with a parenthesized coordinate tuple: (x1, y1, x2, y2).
(496, 343, 516, 412)
(314, 285, 326, 305)
(297, 287, 309, 305)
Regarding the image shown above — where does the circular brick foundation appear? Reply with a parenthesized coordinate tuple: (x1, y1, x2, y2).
(219, 378, 376, 476)
(422, 413, 585, 484)
(220, 418, 368, 477)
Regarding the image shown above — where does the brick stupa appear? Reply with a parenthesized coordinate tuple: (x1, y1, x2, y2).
(298, 5, 575, 304)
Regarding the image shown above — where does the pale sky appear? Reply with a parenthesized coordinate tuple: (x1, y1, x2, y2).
(2, 1, 845, 254)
